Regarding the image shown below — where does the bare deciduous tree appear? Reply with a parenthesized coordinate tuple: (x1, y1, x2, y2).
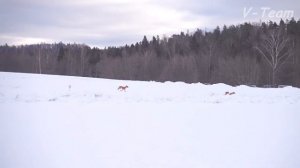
(255, 28, 292, 86)
(36, 44, 42, 74)
(199, 33, 217, 84)
(80, 45, 86, 76)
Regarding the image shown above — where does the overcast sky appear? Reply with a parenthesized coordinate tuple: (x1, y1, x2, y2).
(0, 0, 299, 48)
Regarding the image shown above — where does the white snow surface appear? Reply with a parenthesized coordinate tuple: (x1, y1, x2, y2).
(0, 72, 300, 168)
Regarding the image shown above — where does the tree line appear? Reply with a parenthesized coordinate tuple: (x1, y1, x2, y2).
(0, 19, 300, 87)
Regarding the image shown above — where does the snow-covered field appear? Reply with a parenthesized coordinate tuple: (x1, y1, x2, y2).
(0, 72, 300, 168)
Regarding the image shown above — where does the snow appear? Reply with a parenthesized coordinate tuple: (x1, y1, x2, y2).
(0, 72, 300, 168)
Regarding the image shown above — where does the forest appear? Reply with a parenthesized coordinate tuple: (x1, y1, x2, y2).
(1, 19, 300, 87)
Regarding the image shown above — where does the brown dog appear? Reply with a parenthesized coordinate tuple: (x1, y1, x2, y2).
(118, 85, 128, 91)
(225, 91, 235, 95)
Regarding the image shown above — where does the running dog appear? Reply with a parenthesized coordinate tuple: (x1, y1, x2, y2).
(225, 91, 235, 95)
(118, 85, 129, 91)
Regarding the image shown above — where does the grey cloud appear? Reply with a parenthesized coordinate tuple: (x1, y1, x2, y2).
(0, 0, 299, 47)
(153, 0, 299, 24)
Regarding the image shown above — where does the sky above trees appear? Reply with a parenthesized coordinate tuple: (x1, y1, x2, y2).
(0, 0, 299, 47)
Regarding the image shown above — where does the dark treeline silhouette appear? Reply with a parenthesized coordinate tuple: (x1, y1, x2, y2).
(1, 19, 300, 87)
